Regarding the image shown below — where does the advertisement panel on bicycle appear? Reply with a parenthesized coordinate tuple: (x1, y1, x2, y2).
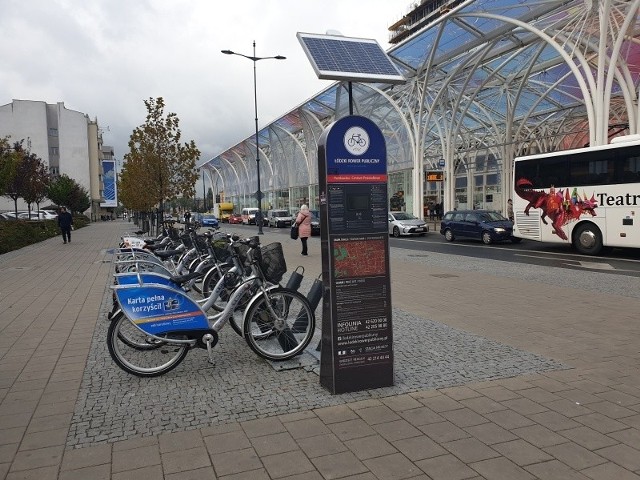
(114, 283, 209, 335)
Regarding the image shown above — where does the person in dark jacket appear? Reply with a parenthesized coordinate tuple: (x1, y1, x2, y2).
(58, 207, 73, 244)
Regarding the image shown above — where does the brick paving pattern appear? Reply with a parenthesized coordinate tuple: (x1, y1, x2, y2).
(1, 219, 639, 479)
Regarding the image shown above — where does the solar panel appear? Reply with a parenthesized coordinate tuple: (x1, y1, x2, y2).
(297, 32, 405, 84)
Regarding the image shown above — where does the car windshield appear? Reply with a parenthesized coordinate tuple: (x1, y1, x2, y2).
(392, 212, 417, 220)
(478, 212, 507, 222)
(203, 215, 216, 219)
(274, 212, 288, 217)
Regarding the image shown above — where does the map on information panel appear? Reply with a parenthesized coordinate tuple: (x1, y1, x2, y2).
(333, 238, 386, 278)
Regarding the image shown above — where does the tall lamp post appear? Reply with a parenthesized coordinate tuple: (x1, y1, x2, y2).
(202, 170, 207, 212)
(222, 41, 286, 234)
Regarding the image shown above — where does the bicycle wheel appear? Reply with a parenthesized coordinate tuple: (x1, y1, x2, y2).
(107, 312, 189, 377)
(111, 311, 164, 351)
(243, 288, 315, 361)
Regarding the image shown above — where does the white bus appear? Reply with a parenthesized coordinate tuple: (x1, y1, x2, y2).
(512, 135, 640, 255)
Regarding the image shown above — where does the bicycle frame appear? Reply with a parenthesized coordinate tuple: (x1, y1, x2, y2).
(107, 237, 316, 376)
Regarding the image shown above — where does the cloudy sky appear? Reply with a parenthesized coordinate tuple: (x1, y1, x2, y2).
(0, 0, 409, 166)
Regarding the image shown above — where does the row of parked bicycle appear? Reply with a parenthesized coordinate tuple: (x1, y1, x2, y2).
(107, 222, 317, 377)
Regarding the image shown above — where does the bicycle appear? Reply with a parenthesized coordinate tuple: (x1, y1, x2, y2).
(106, 237, 316, 377)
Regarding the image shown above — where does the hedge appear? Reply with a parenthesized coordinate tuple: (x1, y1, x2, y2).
(0, 215, 90, 254)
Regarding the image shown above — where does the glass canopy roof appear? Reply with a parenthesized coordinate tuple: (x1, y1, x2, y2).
(201, 0, 640, 210)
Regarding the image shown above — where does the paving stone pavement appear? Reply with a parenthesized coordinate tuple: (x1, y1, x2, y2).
(1, 219, 640, 479)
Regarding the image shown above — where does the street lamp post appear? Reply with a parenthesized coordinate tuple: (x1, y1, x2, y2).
(202, 170, 207, 212)
(222, 41, 286, 234)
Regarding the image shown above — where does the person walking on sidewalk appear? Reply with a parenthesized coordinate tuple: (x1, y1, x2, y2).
(295, 204, 312, 255)
(58, 207, 73, 244)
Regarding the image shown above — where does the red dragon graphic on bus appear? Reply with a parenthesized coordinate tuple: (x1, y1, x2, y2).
(515, 178, 598, 240)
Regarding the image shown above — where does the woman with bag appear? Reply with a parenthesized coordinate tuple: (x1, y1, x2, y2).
(295, 204, 312, 255)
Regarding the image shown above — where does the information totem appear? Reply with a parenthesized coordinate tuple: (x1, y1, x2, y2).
(317, 115, 394, 394)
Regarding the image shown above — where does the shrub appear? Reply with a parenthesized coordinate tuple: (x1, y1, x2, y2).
(0, 215, 89, 254)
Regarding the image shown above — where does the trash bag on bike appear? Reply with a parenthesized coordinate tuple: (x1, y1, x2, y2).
(113, 283, 208, 336)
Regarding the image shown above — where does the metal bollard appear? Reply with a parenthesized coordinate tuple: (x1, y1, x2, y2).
(285, 266, 304, 292)
(292, 274, 322, 335)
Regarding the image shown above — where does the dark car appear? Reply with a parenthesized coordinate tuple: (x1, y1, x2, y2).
(440, 210, 521, 245)
(309, 213, 320, 236)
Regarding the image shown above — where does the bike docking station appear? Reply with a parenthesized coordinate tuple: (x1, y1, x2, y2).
(298, 32, 405, 393)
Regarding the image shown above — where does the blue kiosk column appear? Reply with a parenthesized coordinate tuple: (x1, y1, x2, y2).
(317, 115, 394, 394)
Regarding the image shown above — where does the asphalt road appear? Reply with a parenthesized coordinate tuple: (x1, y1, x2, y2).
(219, 222, 640, 279)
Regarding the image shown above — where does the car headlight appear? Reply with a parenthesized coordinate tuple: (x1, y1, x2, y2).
(493, 227, 506, 233)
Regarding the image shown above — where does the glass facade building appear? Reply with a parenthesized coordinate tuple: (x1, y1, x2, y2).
(200, 0, 640, 219)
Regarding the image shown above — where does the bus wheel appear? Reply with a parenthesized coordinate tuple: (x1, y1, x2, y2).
(573, 223, 603, 255)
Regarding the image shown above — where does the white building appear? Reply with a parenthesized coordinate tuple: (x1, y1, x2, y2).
(0, 99, 113, 217)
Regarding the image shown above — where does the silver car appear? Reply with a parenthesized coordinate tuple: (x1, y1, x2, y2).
(388, 211, 428, 237)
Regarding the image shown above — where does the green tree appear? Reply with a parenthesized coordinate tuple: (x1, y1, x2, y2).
(0, 138, 20, 200)
(120, 97, 200, 219)
(0, 141, 30, 218)
(47, 174, 90, 213)
(19, 151, 50, 214)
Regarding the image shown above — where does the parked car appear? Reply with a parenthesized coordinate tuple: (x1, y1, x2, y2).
(18, 212, 47, 220)
(309, 213, 321, 236)
(241, 207, 260, 225)
(267, 209, 293, 228)
(201, 214, 219, 228)
(388, 211, 428, 237)
(1, 211, 23, 220)
(228, 213, 243, 224)
(39, 210, 58, 220)
(440, 210, 521, 244)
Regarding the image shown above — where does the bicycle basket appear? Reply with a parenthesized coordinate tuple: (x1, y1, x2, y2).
(233, 243, 251, 266)
(180, 233, 194, 249)
(195, 234, 210, 255)
(168, 226, 181, 241)
(211, 237, 232, 262)
(258, 242, 287, 284)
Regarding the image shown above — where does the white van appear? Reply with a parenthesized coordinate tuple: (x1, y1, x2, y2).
(266, 209, 293, 228)
(241, 207, 260, 225)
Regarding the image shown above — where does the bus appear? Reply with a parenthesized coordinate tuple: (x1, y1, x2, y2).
(512, 135, 640, 255)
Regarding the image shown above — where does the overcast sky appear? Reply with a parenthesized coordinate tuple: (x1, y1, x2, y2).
(0, 0, 409, 167)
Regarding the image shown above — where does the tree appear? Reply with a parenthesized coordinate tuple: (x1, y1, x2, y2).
(47, 174, 90, 213)
(0, 138, 20, 200)
(119, 97, 200, 218)
(0, 141, 31, 217)
(19, 151, 50, 214)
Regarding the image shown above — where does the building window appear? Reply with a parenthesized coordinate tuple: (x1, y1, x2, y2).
(50, 147, 59, 156)
(49, 128, 58, 137)
(50, 166, 59, 175)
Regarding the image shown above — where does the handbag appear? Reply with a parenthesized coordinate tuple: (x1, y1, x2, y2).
(290, 224, 299, 240)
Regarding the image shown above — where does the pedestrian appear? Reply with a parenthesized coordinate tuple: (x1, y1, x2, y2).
(507, 198, 514, 221)
(58, 207, 73, 244)
(184, 211, 191, 225)
(295, 204, 312, 256)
